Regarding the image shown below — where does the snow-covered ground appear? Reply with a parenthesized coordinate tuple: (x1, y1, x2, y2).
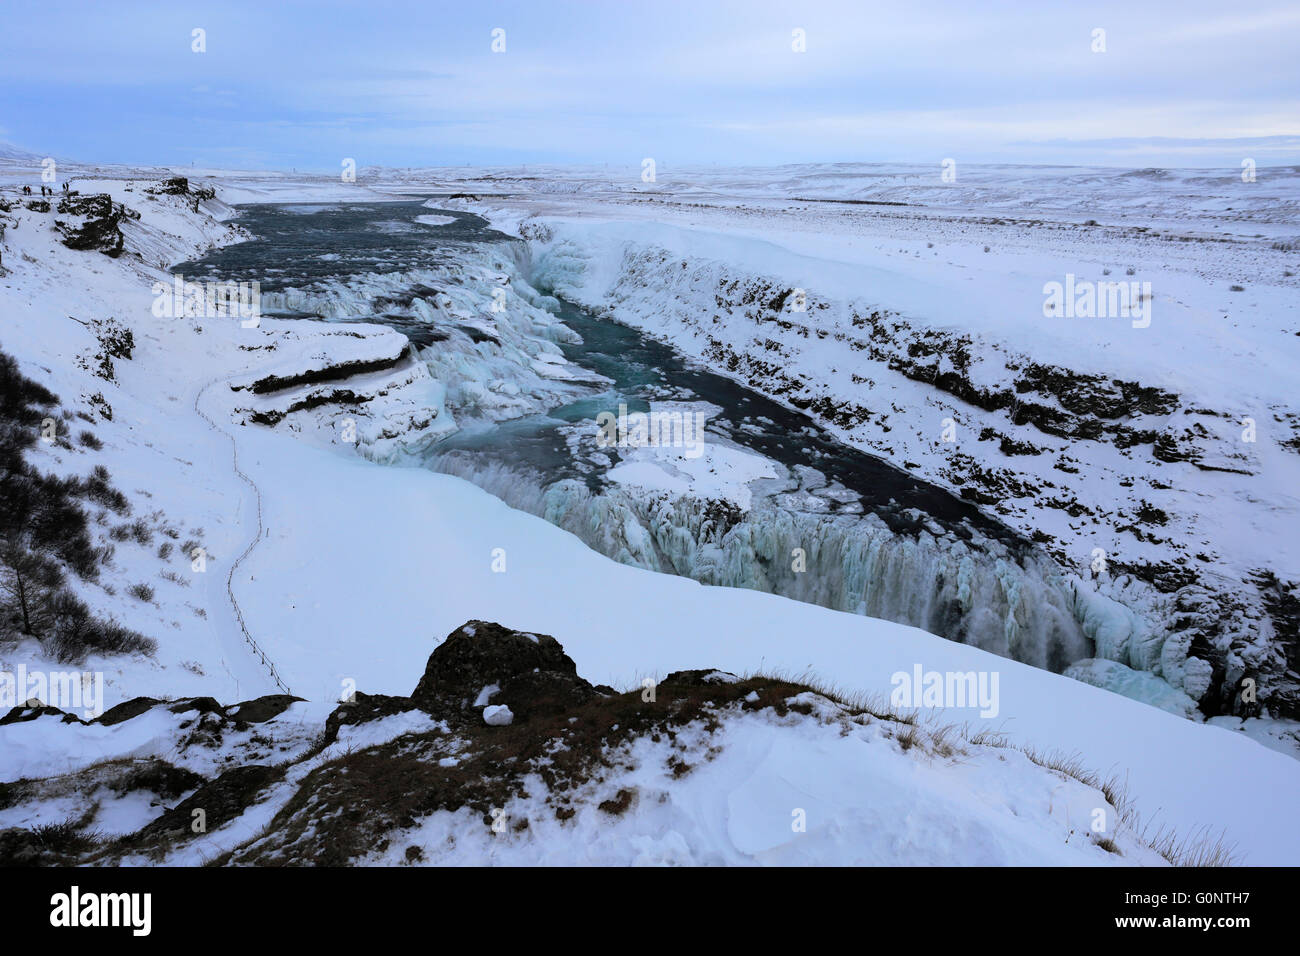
(1, 158, 1298, 865)
(410, 162, 1300, 727)
(0, 636, 1177, 867)
(0, 643, 1182, 867)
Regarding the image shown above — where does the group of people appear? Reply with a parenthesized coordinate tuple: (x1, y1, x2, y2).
(20, 183, 68, 196)
(4, 181, 72, 270)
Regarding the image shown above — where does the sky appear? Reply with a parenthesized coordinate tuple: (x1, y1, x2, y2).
(0, 0, 1296, 171)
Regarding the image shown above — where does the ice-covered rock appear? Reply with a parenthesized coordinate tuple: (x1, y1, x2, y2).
(1063, 659, 1200, 718)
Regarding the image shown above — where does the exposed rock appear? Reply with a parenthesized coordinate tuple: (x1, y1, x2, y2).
(323, 692, 419, 743)
(0, 703, 84, 726)
(53, 193, 138, 257)
(96, 696, 161, 726)
(661, 669, 742, 688)
(225, 694, 303, 724)
(410, 620, 598, 722)
(238, 350, 409, 395)
(145, 176, 216, 207)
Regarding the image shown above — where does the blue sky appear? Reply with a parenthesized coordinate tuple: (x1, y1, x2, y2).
(1, 0, 1296, 170)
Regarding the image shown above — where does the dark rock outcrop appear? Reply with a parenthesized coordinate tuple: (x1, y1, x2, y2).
(53, 193, 138, 257)
(410, 620, 598, 722)
(96, 696, 162, 726)
(0, 703, 84, 726)
(225, 694, 302, 724)
(240, 351, 408, 395)
(145, 176, 215, 202)
(323, 692, 416, 744)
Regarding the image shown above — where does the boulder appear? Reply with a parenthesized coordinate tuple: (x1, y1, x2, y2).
(410, 620, 597, 722)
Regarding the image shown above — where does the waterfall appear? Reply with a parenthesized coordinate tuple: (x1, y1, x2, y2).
(427, 449, 1092, 672)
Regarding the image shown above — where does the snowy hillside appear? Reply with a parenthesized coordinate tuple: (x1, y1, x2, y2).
(1, 165, 1298, 866)
(0, 621, 1177, 866)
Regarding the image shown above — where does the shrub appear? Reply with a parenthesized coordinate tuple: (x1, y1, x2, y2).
(93, 318, 134, 361)
(77, 430, 102, 450)
(30, 820, 98, 854)
(127, 582, 155, 603)
(108, 761, 205, 801)
(81, 465, 129, 514)
(86, 392, 112, 420)
(43, 590, 98, 656)
(96, 620, 156, 656)
(1, 464, 102, 632)
(0, 345, 154, 660)
(896, 724, 922, 751)
(40, 591, 155, 662)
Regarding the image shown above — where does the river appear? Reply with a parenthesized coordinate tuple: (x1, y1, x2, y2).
(177, 197, 1092, 673)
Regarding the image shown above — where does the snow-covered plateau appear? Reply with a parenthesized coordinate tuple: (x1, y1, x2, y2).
(1, 159, 1297, 866)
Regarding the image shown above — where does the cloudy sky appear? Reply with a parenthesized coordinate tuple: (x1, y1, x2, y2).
(1, 0, 1296, 170)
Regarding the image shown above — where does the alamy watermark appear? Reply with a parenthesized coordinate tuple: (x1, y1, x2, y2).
(595, 403, 708, 459)
(50, 886, 151, 936)
(1042, 273, 1151, 328)
(1, 665, 105, 719)
(891, 664, 999, 718)
(152, 275, 261, 327)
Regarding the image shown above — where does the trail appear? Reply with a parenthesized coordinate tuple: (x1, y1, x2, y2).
(193, 377, 293, 696)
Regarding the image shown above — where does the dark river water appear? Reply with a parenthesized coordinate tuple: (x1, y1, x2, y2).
(178, 197, 1025, 547)
(449, 294, 1028, 545)
(177, 199, 513, 288)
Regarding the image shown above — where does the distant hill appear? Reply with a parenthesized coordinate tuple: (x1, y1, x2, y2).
(0, 141, 46, 162)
